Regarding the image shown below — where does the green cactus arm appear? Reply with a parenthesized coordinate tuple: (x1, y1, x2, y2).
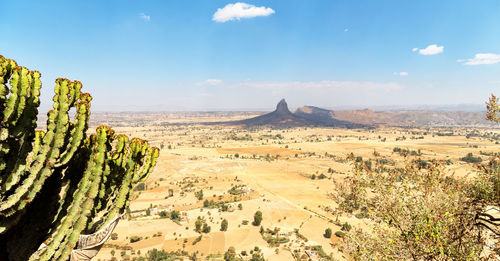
(87, 134, 131, 230)
(0, 67, 22, 163)
(0, 78, 72, 216)
(55, 100, 91, 167)
(0, 71, 42, 191)
(0, 67, 21, 128)
(96, 138, 157, 231)
(68, 80, 82, 107)
(0, 57, 18, 127)
(10, 67, 31, 126)
(96, 139, 144, 230)
(37, 126, 110, 261)
(136, 147, 160, 183)
(54, 152, 107, 261)
(54, 199, 92, 261)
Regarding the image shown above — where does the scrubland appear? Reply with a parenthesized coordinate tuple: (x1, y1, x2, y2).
(93, 114, 499, 260)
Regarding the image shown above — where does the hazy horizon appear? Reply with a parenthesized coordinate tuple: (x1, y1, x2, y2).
(38, 102, 487, 113)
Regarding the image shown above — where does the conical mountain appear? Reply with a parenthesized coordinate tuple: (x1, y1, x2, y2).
(275, 99, 292, 115)
(227, 99, 318, 127)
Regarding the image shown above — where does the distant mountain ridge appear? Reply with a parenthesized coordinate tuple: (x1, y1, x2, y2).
(218, 99, 493, 128)
(296, 106, 492, 127)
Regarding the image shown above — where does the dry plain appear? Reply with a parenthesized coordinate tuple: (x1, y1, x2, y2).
(90, 113, 499, 261)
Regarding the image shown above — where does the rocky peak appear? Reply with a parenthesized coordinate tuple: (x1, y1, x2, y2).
(275, 99, 291, 114)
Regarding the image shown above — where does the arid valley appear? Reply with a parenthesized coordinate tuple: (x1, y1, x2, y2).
(86, 110, 499, 261)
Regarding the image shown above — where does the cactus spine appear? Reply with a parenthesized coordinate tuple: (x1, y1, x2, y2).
(0, 55, 160, 261)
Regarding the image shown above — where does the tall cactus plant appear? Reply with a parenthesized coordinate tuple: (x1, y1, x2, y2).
(0, 55, 160, 261)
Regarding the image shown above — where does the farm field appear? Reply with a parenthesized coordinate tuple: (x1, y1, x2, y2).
(92, 113, 499, 261)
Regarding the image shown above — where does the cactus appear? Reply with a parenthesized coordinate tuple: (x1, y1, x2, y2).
(0, 55, 160, 261)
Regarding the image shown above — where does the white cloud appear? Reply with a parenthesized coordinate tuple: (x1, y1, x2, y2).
(139, 13, 150, 21)
(413, 44, 444, 55)
(237, 80, 404, 92)
(457, 53, 500, 65)
(198, 79, 222, 86)
(393, 72, 408, 76)
(344, 28, 349, 32)
(213, 2, 275, 22)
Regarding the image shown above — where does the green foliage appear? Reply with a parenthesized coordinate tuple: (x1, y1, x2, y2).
(332, 155, 499, 260)
(192, 235, 202, 245)
(311, 246, 331, 260)
(221, 219, 228, 231)
(249, 247, 265, 261)
(159, 210, 168, 218)
(170, 210, 180, 221)
(202, 223, 211, 233)
(130, 235, 142, 243)
(228, 185, 245, 195)
(134, 182, 146, 191)
(253, 211, 263, 226)
(195, 190, 203, 200)
(194, 216, 211, 233)
(195, 219, 203, 232)
(0, 55, 160, 260)
(460, 152, 483, 163)
(264, 235, 289, 245)
(224, 246, 240, 261)
(341, 223, 351, 232)
(324, 228, 332, 238)
(145, 249, 182, 261)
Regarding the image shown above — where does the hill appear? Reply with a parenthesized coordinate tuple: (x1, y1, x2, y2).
(295, 106, 493, 127)
(221, 99, 319, 127)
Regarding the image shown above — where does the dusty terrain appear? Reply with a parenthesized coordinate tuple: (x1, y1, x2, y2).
(91, 112, 499, 260)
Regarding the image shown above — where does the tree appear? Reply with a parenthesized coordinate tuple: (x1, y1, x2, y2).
(195, 190, 203, 200)
(324, 228, 332, 238)
(332, 149, 499, 259)
(170, 210, 180, 221)
(195, 219, 203, 232)
(486, 94, 499, 122)
(249, 247, 265, 261)
(0, 55, 160, 260)
(159, 210, 168, 218)
(221, 219, 228, 231)
(202, 223, 211, 233)
(224, 246, 239, 261)
(253, 211, 263, 226)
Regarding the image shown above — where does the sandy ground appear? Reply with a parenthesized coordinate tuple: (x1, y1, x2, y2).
(93, 120, 499, 260)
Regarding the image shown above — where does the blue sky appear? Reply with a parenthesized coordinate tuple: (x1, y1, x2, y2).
(1, 0, 499, 111)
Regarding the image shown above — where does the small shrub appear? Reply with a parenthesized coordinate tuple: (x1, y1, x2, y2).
(130, 235, 142, 243)
(253, 211, 263, 226)
(324, 228, 332, 238)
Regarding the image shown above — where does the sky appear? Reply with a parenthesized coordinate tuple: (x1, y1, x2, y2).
(1, 0, 499, 111)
